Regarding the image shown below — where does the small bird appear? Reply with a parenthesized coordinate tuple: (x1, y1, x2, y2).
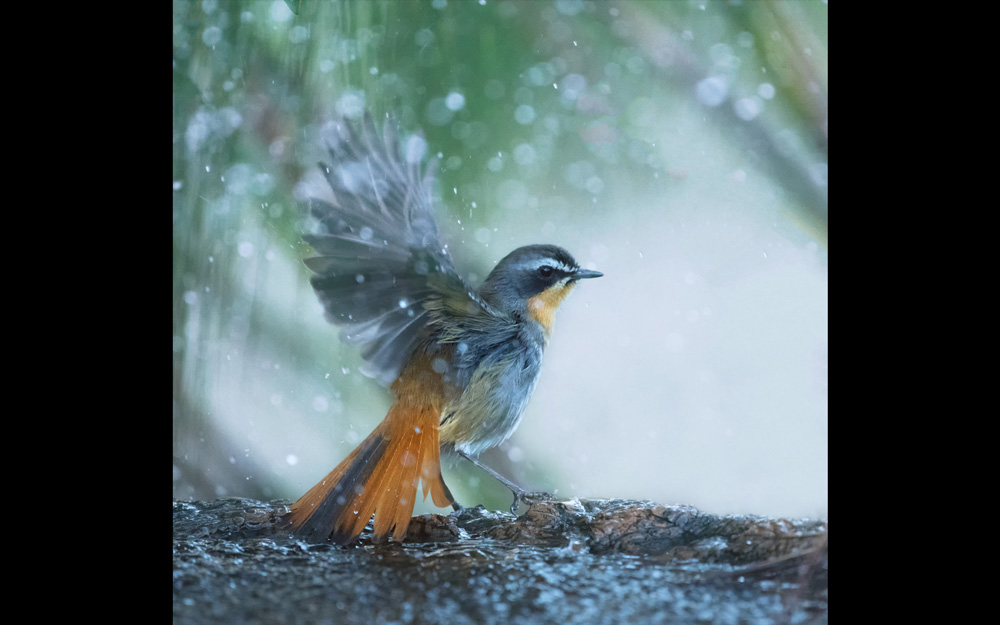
(284, 112, 602, 544)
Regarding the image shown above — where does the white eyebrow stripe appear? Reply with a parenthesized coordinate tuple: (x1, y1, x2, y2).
(518, 257, 577, 273)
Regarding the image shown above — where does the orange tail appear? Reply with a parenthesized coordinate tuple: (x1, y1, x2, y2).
(284, 395, 455, 544)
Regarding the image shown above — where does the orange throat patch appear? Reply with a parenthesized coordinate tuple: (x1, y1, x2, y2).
(527, 281, 576, 335)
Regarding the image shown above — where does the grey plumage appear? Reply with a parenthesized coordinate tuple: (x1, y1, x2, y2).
(303, 112, 473, 386)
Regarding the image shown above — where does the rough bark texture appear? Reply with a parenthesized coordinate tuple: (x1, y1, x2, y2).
(173, 497, 827, 624)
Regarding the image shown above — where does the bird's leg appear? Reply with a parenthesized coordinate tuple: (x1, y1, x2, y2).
(456, 450, 552, 514)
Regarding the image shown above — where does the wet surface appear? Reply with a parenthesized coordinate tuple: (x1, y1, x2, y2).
(173, 499, 827, 624)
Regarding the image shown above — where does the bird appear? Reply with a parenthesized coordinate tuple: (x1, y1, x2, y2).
(283, 111, 602, 545)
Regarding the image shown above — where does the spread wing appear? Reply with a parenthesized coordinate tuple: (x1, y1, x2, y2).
(302, 112, 476, 386)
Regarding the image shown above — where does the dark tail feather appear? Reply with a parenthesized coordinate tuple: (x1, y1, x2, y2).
(282, 403, 455, 545)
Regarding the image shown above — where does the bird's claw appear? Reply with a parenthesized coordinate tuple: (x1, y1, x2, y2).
(509, 490, 553, 514)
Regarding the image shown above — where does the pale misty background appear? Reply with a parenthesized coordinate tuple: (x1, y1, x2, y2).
(173, 0, 827, 520)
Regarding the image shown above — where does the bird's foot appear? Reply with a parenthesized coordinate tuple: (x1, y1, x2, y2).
(509, 488, 553, 514)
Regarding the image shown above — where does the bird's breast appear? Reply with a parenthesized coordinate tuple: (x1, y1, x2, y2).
(437, 335, 544, 455)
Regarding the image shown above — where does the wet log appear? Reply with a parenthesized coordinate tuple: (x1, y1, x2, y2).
(173, 497, 827, 624)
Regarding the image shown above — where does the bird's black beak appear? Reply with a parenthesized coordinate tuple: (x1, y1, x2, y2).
(573, 268, 603, 280)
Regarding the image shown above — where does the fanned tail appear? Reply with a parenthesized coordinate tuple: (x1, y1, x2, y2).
(283, 399, 455, 545)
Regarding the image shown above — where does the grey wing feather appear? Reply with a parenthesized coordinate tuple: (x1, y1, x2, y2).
(302, 112, 473, 386)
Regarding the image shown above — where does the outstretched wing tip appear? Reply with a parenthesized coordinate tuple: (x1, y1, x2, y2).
(302, 109, 481, 383)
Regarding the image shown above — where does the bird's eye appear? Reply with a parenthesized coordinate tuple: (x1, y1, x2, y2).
(538, 265, 554, 278)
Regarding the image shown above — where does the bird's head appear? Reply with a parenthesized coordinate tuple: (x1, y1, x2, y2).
(479, 244, 602, 333)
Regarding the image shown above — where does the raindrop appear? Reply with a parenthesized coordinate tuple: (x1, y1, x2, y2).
(559, 73, 587, 101)
(414, 29, 434, 47)
(336, 91, 365, 119)
(445, 91, 466, 111)
(513, 143, 536, 165)
(514, 105, 536, 125)
(695, 76, 728, 107)
(202, 26, 222, 46)
(506, 446, 525, 462)
(733, 96, 763, 120)
(405, 135, 427, 164)
(289, 25, 309, 44)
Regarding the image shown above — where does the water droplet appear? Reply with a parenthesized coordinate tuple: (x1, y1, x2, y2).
(734, 96, 763, 120)
(514, 105, 535, 124)
(695, 76, 728, 107)
(445, 92, 465, 111)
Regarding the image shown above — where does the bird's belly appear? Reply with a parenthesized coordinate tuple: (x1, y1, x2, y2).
(438, 353, 542, 456)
